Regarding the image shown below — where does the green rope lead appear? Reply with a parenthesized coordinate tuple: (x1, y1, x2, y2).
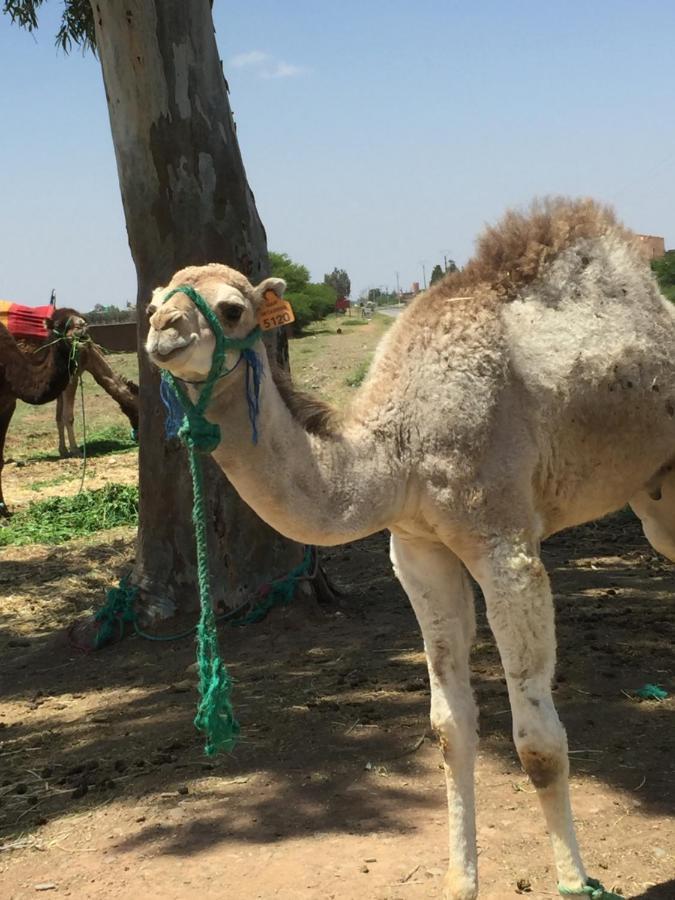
(73, 548, 313, 651)
(93, 575, 138, 649)
(183, 427, 240, 754)
(162, 285, 260, 756)
(159, 284, 262, 755)
(80, 285, 296, 755)
(559, 877, 623, 899)
(234, 546, 313, 626)
(76, 372, 88, 495)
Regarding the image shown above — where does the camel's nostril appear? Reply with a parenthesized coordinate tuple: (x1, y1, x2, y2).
(151, 309, 184, 332)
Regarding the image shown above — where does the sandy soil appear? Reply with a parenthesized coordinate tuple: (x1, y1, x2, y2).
(1, 513, 673, 900)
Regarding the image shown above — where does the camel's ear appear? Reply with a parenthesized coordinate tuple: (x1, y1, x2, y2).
(253, 277, 286, 309)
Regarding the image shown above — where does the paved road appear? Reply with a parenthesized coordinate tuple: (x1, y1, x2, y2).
(378, 306, 405, 318)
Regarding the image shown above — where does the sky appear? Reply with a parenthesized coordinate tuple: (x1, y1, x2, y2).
(1, 1, 674, 309)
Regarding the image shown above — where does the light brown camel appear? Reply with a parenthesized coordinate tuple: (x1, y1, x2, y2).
(0, 308, 86, 516)
(145, 198, 674, 900)
(55, 343, 139, 457)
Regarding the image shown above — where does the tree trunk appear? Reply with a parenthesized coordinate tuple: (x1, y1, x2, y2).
(90, 0, 303, 616)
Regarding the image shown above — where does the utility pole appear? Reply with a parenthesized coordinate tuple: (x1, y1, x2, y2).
(422, 262, 427, 290)
(395, 271, 400, 295)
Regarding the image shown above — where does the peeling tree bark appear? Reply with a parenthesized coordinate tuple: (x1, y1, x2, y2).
(90, 0, 303, 615)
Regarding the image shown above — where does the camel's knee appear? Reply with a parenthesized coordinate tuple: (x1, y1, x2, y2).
(517, 745, 567, 789)
(431, 709, 478, 764)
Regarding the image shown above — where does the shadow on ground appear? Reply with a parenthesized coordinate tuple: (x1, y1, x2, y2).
(0, 512, 672, 869)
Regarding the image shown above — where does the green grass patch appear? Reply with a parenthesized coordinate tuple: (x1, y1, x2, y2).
(0, 483, 138, 547)
(344, 360, 370, 388)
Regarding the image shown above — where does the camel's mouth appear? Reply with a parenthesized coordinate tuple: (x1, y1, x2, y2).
(147, 332, 197, 365)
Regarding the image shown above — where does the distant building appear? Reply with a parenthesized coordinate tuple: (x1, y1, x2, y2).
(636, 234, 666, 260)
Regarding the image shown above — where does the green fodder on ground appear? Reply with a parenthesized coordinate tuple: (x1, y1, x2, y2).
(0, 483, 138, 547)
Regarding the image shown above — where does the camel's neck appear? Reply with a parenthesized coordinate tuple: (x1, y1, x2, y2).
(83, 347, 139, 429)
(1, 329, 72, 404)
(203, 354, 405, 546)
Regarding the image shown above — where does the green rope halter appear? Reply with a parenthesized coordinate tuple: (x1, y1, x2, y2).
(161, 284, 261, 453)
(159, 283, 261, 754)
(559, 877, 623, 899)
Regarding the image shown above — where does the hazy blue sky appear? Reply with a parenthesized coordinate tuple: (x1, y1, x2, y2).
(1, 1, 674, 309)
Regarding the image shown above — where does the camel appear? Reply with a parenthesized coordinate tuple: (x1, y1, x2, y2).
(0, 308, 86, 516)
(55, 343, 139, 457)
(145, 197, 674, 900)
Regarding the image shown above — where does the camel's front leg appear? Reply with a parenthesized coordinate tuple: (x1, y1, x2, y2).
(0, 398, 16, 517)
(471, 538, 588, 894)
(57, 377, 79, 457)
(391, 534, 479, 900)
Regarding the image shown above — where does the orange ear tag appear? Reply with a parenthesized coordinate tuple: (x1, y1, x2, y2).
(258, 290, 295, 331)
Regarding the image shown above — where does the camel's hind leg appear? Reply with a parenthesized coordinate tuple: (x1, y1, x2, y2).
(467, 535, 588, 894)
(630, 466, 675, 561)
(390, 533, 478, 900)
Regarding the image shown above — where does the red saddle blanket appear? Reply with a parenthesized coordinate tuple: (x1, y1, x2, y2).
(0, 300, 54, 339)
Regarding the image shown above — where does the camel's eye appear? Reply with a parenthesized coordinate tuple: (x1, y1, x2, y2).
(219, 303, 243, 324)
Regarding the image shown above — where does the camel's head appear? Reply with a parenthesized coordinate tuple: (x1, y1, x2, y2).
(49, 307, 88, 339)
(146, 264, 286, 382)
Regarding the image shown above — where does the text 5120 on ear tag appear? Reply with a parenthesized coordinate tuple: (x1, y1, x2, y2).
(258, 290, 295, 331)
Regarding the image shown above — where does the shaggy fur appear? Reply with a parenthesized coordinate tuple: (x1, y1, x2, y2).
(434, 196, 637, 301)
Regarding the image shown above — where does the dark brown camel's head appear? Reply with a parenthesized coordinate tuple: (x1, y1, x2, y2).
(48, 307, 88, 339)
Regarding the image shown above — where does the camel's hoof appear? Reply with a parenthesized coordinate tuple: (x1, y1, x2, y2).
(442, 870, 478, 900)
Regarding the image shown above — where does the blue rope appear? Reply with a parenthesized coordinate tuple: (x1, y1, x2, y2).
(243, 348, 263, 444)
(160, 373, 185, 439)
(159, 350, 263, 445)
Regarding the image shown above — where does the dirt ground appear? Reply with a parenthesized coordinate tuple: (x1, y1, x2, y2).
(1, 316, 673, 899)
(1, 513, 673, 899)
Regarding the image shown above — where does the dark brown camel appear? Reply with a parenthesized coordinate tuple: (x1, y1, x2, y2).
(0, 308, 85, 516)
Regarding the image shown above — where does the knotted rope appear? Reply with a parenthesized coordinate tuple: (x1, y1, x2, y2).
(558, 877, 623, 899)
